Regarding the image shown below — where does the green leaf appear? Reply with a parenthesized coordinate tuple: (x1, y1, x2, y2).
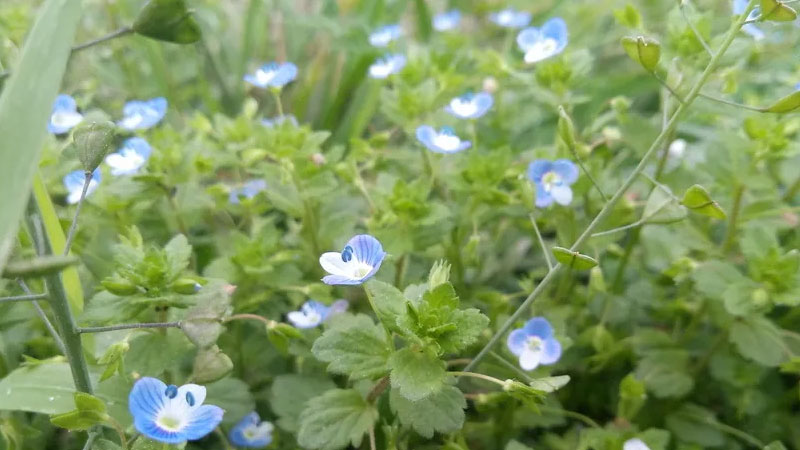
(614, 4, 643, 28)
(617, 373, 647, 420)
(729, 317, 786, 367)
(50, 409, 106, 431)
(388, 347, 447, 401)
(365, 279, 408, 326)
(164, 234, 192, 279)
(191, 345, 233, 383)
(621, 35, 661, 72)
(762, 90, 800, 113)
(74, 392, 106, 414)
(270, 375, 336, 432)
(552, 247, 598, 270)
(437, 308, 489, 354)
(205, 377, 255, 426)
(297, 389, 378, 450)
(763, 441, 788, 450)
(642, 188, 688, 224)
(389, 385, 466, 438)
(132, 0, 202, 44)
(311, 314, 391, 380)
(692, 260, 747, 300)
(682, 185, 726, 219)
(0, 0, 82, 275)
(665, 404, 725, 447)
(760, 0, 797, 22)
(528, 375, 571, 393)
(93, 439, 122, 450)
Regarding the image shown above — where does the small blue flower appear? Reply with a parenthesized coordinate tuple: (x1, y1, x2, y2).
(624, 439, 651, 450)
(415, 125, 471, 154)
(105, 137, 152, 176)
(733, 0, 765, 40)
(507, 317, 562, 371)
(319, 235, 386, 285)
(229, 179, 267, 204)
(287, 299, 349, 328)
(118, 97, 167, 130)
(528, 159, 579, 208)
(261, 115, 298, 128)
(368, 54, 407, 79)
(489, 8, 531, 28)
(445, 91, 493, 119)
(433, 10, 461, 31)
(48, 94, 83, 134)
(229, 412, 274, 448)
(63, 169, 101, 205)
(794, 82, 800, 91)
(517, 18, 568, 64)
(128, 377, 224, 444)
(369, 24, 403, 47)
(244, 62, 298, 89)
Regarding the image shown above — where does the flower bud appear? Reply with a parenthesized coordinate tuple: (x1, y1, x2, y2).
(171, 278, 201, 294)
(557, 106, 577, 149)
(73, 121, 116, 173)
(427, 260, 451, 288)
(101, 277, 139, 296)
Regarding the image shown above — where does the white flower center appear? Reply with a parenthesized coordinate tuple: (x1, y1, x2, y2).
(156, 413, 185, 432)
(432, 133, 462, 152)
(351, 261, 374, 279)
(542, 171, 563, 192)
(525, 38, 559, 63)
(526, 335, 544, 352)
(450, 99, 478, 117)
(51, 111, 82, 129)
(256, 69, 277, 86)
(370, 62, 392, 78)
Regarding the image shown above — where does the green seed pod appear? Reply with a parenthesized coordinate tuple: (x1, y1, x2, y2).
(557, 106, 577, 149)
(171, 278, 201, 294)
(191, 345, 233, 383)
(101, 277, 139, 296)
(73, 121, 116, 173)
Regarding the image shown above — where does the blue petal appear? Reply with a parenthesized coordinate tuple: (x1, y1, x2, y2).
(527, 159, 552, 183)
(742, 23, 765, 40)
(243, 74, 262, 87)
(542, 18, 568, 51)
(271, 62, 298, 88)
(53, 94, 77, 112)
(433, 10, 461, 31)
(551, 159, 579, 184)
(523, 317, 553, 340)
(129, 377, 167, 424)
(304, 300, 330, 318)
(241, 179, 267, 198)
(321, 274, 363, 285)
(347, 234, 386, 267)
(359, 259, 384, 283)
(539, 337, 562, 365)
(472, 92, 494, 116)
(229, 412, 273, 447)
(732, 0, 748, 14)
(507, 328, 528, 356)
(535, 183, 554, 208)
(416, 125, 437, 149)
(180, 405, 224, 441)
(63, 171, 86, 193)
(124, 137, 153, 159)
(136, 419, 185, 444)
(516, 27, 541, 50)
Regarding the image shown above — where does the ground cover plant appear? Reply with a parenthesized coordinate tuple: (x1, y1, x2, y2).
(0, 0, 799, 449)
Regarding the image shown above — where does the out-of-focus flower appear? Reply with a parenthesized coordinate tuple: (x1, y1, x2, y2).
(106, 137, 152, 176)
(516, 18, 568, 64)
(287, 300, 349, 328)
(63, 169, 101, 204)
(489, 8, 531, 28)
(416, 125, 471, 153)
(445, 92, 493, 119)
(434, 10, 461, 31)
(229, 412, 274, 448)
(244, 62, 298, 89)
(118, 97, 167, 130)
(369, 24, 403, 47)
(528, 159, 579, 207)
(368, 54, 407, 79)
(48, 94, 83, 134)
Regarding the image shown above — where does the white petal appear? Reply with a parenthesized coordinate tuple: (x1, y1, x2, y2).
(550, 185, 573, 205)
(623, 438, 651, 450)
(519, 348, 542, 371)
(287, 310, 322, 328)
(177, 384, 206, 409)
(319, 252, 354, 277)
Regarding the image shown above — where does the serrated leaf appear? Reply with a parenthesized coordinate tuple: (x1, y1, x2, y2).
(729, 317, 786, 367)
(760, 0, 797, 21)
(388, 347, 446, 401)
(682, 185, 726, 219)
(164, 234, 191, 279)
(528, 375, 570, 393)
(762, 90, 800, 113)
(365, 279, 408, 326)
(297, 389, 378, 450)
(312, 314, 391, 380)
(552, 247, 598, 270)
(389, 385, 466, 438)
(132, 0, 202, 44)
(437, 308, 489, 354)
(270, 375, 336, 432)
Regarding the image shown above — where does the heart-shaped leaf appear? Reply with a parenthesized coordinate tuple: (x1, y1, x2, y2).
(682, 185, 727, 219)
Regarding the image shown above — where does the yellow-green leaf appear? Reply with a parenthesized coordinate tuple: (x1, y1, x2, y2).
(621, 36, 661, 72)
(552, 247, 598, 270)
(682, 185, 727, 219)
(761, 90, 800, 114)
(760, 0, 798, 22)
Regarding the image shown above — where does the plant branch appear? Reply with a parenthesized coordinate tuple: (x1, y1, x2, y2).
(18, 279, 66, 354)
(72, 27, 133, 53)
(78, 322, 181, 334)
(722, 183, 745, 252)
(679, 1, 714, 56)
(448, 371, 507, 387)
(63, 171, 93, 255)
(463, 0, 758, 373)
(697, 92, 763, 112)
(224, 313, 272, 326)
(0, 292, 48, 303)
(538, 405, 602, 429)
(529, 214, 553, 271)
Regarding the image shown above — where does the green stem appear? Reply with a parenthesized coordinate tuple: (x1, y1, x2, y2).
(0, 293, 48, 303)
(106, 416, 129, 450)
(783, 175, 800, 201)
(394, 253, 408, 288)
(71, 27, 133, 53)
(679, 1, 714, 56)
(447, 371, 507, 387)
(722, 184, 745, 252)
(19, 279, 66, 354)
(78, 322, 181, 334)
(63, 171, 93, 256)
(463, 0, 758, 373)
(537, 405, 602, 429)
(488, 351, 531, 383)
(363, 285, 392, 341)
(271, 89, 285, 117)
(529, 214, 553, 271)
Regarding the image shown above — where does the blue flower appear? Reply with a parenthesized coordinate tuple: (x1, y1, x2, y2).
(794, 82, 800, 91)
(128, 377, 224, 445)
(433, 10, 461, 31)
(624, 439, 651, 450)
(261, 115, 298, 128)
(118, 97, 167, 130)
(528, 159, 579, 207)
(733, 0, 765, 40)
(229, 179, 267, 204)
(229, 412, 274, 448)
(105, 137, 152, 176)
(445, 91, 493, 119)
(507, 317, 562, 371)
(287, 299, 349, 328)
(415, 125, 471, 154)
(63, 169, 101, 205)
(489, 8, 531, 28)
(48, 94, 83, 134)
(319, 235, 386, 285)
(517, 18, 568, 64)
(244, 62, 298, 89)
(368, 54, 407, 79)
(369, 24, 403, 47)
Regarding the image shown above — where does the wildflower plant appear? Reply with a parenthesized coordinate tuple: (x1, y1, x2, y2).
(1, 1, 800, 450)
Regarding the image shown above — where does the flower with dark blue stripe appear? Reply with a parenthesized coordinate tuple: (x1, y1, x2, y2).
(507, 317, 562, 371)
(319, 235, 386, 285)
(106, 137, 152, 176)
(489, 8, 531, 28)
(434, 10, 461, 31)
(416, 125, 471, 154)
(288, 299, 349, 328)
(128, 377, 224, 444)
(245, 62, 298, 89)
(63, 169, 101, 205)
(48, 94, 83, 134)
(118, 97, 167, 130)
(528, 159, 579, 207)
(517, 18, 568, 64)
(229, 412, 274, 448)
(445, 91, 493, 119)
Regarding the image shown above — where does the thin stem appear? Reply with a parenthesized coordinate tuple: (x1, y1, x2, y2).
(448, 371, 506, 387)
(394, 253, 408, 288)
(198, 35, 235, 111)
(698, 92, 763, 112)
(566, 143, 608, 201)
(537, 405, 602, 429)
(19, 278, 67, 354)
(463, 0, 758, 374)
(63, 171, 93, 256)
(106, 416, 129, 450)
(224, 313, 271, 326)
(695, 416, 764, 448)
(72, 27, 133, 53)
(488, 351, 532, 383)
(652, 74, 687, 104)
(271, 89, 285, 117)
(782, 175, 800, 201)
(722, 184, 745, 252)
(529, 214, 553, 271)
(215, 427, 234, 450)
(368, 426, 377, 450)
(363, 285, 393, 340)
(591, 220, 643, 237)
(0, 293, 48, 303)
(78, 322, 181, 334)
(679, 1, 714, 56)
(81, 429, 99, 450)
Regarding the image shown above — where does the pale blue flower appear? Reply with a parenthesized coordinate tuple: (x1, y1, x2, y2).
(244, 62, 298, 89)
(624, 439, 651, 450)
(369, 54, 406, 79)
(794, 82, 800, 91)
(489, 8, 531, 28)
(106, 137, 152, 176)
(434, 10, 461, 31)
(229, 179, 267, 204)
(48, 94, 83, 134)
(319, 235, 386, 285)
(369, 24, 403, 47)
(128, 377, 223, 444)
(445, 91, 493, 119)
(733, 0, 765, 40)
(287, 299, 349, 328)
(517, 18, 568, 64)
(261, 114, 298, 128)
(528, 159, 579, 207)
(63, 169, 101, 205)
(416, 125, 471, 154)
(118, 97, 167, 130)
(229, 412, 274, 448)
(507, 317, 562, 371)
